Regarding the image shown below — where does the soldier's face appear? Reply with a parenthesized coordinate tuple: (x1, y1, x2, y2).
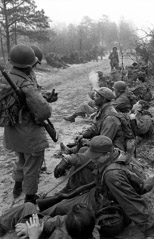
(92, 153, 110, 168)
(94, 92, 104, 106)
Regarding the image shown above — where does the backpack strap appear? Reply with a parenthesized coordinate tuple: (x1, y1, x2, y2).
(9, 72, 33, 89)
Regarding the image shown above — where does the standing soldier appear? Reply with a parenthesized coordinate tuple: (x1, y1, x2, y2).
(108, 47, 119, 71)
(3, 44, 52, 204)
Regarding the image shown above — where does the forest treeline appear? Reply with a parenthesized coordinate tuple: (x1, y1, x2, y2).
(0, 0, 154, 62)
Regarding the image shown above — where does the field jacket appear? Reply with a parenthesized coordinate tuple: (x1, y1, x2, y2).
(82, 102, 125, 150)
(3, 68, 52, 153)
(112, 92, 132, 113)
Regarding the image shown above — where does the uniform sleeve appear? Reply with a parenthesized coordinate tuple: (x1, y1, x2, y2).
(21, 84, 52, 122)
(100, 116, 120, 140)
(66, 154, 88, 167)
(82, 123, 99, 139)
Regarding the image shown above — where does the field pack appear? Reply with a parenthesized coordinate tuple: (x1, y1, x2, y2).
(103, 111, 134, 141)
(0, 83, 19, 127)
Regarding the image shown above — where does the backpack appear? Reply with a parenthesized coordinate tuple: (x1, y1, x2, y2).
(0, 84, 20, 127)
(96, 203, 124, 237)
(104, 112, 134, 141)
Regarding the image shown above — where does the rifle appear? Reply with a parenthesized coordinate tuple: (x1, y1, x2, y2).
(0, 65, 58, 142)
(37, 181, 96, 211)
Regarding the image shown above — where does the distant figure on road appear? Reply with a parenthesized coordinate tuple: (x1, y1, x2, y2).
(108, 47, 119, 71)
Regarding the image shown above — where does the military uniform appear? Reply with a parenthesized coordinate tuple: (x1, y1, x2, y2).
(82, 102, 125, 150)
(3, 68, 51, 196)
(108, 48, 119, 70)
(0, 202, 99, 239)
(112, 92, 132, 113)
(102, 155, 154, 237)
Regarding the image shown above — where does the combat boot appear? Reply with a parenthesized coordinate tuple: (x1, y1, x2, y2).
(60, 142, 73, 154)
(64, 113, 77, 122)
(0, 223, 6, 237)
(64, 112, 86, 122)
(13, 181, 22, 198)
(25, 194, 39, 205)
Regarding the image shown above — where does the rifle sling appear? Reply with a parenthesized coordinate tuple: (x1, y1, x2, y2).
(44, 158, 93, 196)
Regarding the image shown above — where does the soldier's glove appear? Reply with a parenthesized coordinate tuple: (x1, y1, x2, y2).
(54, 158, 68, 178)
(43, 89, 58, 103)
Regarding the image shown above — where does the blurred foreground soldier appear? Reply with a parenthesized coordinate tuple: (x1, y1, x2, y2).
(0, 203, 99, 239)
(3, 44, 52, 203)
(112, 81, 137, 113)
(108, 47, 119, 71)
(61, 87, 130, 155)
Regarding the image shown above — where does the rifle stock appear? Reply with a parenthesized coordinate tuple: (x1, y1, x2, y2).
(0, 65, 58, 142)
(37, 181, 96, 211)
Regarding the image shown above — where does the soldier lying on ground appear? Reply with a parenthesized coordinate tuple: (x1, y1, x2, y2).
(0, 203, 98, 239)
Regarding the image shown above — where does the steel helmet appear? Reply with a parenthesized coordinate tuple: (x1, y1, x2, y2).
(9, 44, 37, 68)
(95, 87, 115, 100)
(31, 45, 43, 64)
(113, 81, 126, 92)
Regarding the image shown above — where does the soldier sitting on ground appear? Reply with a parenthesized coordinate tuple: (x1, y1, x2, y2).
(1, 136, 154, 239)
(130, 100, 153, 142)
(112, 81, 137, 113)
(62, 87, 135, 157)
(63, 70, 108, 122)
(131, 73, 152, 102)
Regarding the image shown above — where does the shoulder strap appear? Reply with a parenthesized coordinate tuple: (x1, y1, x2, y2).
(44, 158, 93, 197)
(10, 72, 33, 88)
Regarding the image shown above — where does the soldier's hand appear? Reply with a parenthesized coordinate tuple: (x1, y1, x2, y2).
(75, 134, 83, 143)
(43, 89, 58, 103)
(54, 160, 67, 178)
(49, 89, 58, 103)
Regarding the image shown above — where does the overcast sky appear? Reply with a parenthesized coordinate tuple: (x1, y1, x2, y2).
(35, 0, 154, 29)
